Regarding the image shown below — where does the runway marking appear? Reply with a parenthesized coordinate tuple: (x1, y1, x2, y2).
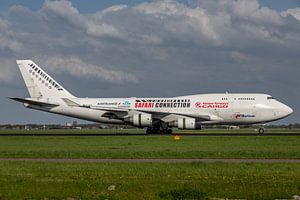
(1, 158, 300, 163)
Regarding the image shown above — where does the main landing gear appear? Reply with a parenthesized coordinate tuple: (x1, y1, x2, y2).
(146, 127, 173, 134)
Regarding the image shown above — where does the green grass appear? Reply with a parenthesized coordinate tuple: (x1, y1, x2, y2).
(0, 130, 299, 199)
(0, 135, 300, 159)
(0, 161, 299, 200)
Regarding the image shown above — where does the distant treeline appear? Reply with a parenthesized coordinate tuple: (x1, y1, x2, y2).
(0, 123, 300, 130)
(0, 123, 134, 130)
(266, 123, 300, 129)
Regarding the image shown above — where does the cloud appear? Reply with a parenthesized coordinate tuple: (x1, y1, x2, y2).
(230, 51, 249, 62)
(0, 0, 136, 83)
(134, 1, 222, 43)
(0, 0, 299, 123)
(0, 0, 299, 84)
(282, 7, 300, 21)
(102, 5, 128, 14)
(0, 19, 23, 52)
(43, 56, 138, 83)
(0, 60, 17, 83)
(42, 0, 80, 22)
(41, 0, 124, 38)
(85, 22, 123, 38)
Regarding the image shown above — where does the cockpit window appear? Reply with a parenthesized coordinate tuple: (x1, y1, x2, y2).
(267, 96, 275, 100)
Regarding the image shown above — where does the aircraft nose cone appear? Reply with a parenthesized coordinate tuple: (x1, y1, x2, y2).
(286, 106, 293, 116)
(278, 104, 293, 118)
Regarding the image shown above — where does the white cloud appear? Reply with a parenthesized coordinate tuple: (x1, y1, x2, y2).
(43, 57, 138, 83)
(1, 0, 300, 123)
(42, 0, 124, 38)
(0, 19, 23, 52)
(85, 22, 123, 38)
(42, 0, 81, 24)
(220, 0, 260, 18)
(0, 0, 299, 93)
(134, 1, 221, 43)
(282, 7, 300, 21)
(102, 5, 128, 14)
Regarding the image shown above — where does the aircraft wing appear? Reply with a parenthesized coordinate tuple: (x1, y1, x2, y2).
(9, 97, 59, 107)
(83, 105, 129, 119)
(61, 98, 128, 119)
(62, 98, 129, 112)
(136, 110, 223, 122)
(84, 107, 221, 122)
(61, 98, 223, 122)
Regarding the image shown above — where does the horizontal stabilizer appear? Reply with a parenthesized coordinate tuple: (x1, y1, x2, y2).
(9, 97, 59, 107)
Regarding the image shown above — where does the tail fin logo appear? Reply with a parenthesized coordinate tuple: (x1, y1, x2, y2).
(28, 63, 63, 91)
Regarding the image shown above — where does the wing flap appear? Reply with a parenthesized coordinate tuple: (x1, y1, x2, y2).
(134, 109, 213, 121)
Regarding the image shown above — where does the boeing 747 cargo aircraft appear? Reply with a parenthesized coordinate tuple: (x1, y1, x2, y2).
(11, 60, 293, 134)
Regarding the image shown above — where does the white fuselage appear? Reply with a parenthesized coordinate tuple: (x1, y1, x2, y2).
(15, 59, 293, 129)
(30, 93, 293, 127)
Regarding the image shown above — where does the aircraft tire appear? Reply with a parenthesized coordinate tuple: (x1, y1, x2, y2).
(146, 128, 172, 134)
(146, 128, 151, 134)
(154, 128, 161, 134)
(146, 127, 160, 134)
(258, 128, 265, 134)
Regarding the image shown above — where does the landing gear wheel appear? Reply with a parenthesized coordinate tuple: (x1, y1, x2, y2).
(161, 128, 173, 134)
(146, 127, 172, 134)
(258, 128, 265, 135)
(153, 128, 160, 134)
(146, 127, 160, 134)
(146, 128, 151, 134)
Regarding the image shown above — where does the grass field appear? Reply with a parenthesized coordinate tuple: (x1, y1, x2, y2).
(0, 135, 300, 159)
(0, 129, 299, 199)
(0, 161, 299, 200)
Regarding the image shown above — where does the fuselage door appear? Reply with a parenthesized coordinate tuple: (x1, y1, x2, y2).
(213, 93, 233, 121)
(226, 93, 235, 121)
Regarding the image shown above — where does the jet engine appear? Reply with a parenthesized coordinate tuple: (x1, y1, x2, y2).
(125, 113, 152, 127)
(175, 117, 201, 129)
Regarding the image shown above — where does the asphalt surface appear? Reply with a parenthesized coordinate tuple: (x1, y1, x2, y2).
(0, 158, 300, 163)
(0, 133, 300, 136)
(0, 132, 300, 137)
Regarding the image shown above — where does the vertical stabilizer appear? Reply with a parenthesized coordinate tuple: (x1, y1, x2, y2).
(16, 60, 74, 99)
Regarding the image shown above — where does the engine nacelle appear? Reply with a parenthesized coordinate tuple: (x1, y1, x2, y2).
(126, 113, 152, 127)
(177, 117, 201, 130)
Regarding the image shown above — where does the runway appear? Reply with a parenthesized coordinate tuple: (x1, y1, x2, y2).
(1, 158, 300, 163)
(0, 133, 299, 136)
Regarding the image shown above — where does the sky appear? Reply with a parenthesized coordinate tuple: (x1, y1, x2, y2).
(0, 0, 299, 125)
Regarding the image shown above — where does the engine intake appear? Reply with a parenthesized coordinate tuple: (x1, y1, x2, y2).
(126, 113, 152, 127)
